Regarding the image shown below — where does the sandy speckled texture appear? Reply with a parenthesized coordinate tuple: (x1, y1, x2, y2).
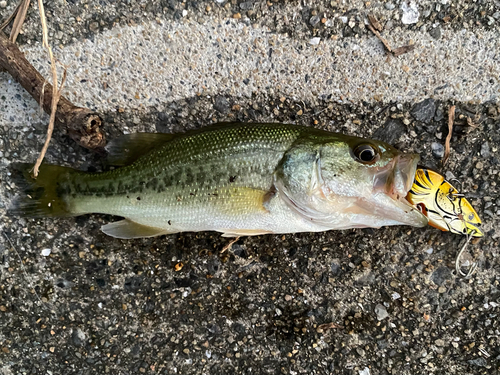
(0, 1, 499, 374)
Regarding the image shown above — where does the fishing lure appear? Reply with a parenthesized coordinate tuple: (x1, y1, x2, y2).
(407, 168, 483, 237)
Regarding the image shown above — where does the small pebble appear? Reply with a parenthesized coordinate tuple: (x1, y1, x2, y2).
(309, 37, 321, 46)
(480, 142, 490, 158)
(89, 22, 99, 32)
(310, 15, 321, 26)
(41, 248, 51, 257)
(375, 304, 389, 320)
(429, 26, 441, 40)
(0, 1, 7, 8)
(411, 98, 436, 123)
(401, 1, 419, 24)
(431, 142, 444, 158)
(435, 339, 445, 347)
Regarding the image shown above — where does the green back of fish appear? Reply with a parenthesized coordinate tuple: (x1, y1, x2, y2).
(12, 124, 320, 222)
(71, 123, 302, 211)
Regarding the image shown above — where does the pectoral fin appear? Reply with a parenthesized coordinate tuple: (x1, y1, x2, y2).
(101, 219, 169, 239)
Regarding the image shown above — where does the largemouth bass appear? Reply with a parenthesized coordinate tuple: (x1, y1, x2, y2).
(11, 123, 428, 238)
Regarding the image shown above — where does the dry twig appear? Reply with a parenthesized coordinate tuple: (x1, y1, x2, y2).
(3, 0, 31, 42)
(443, 105, 455, 165)
(367, 23, 392, 53)
(367, 14, 383, 32)
(367, 14, 415, 57)
(392, 44, 416, 57)
(0, 30, 106, 154)
(220, 237, 241, 253)
(317, 322, 342, 332)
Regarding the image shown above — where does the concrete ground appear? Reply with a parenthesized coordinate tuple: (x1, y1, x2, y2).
(0, 0, 499, 374)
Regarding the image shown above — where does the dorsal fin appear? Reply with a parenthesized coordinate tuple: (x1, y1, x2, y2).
(105, 133, 175, 166)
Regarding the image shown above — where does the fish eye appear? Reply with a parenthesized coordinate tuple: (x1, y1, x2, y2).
(352, 144, 380, 165)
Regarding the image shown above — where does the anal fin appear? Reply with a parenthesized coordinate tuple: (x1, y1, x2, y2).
(101, 219, 168, 239)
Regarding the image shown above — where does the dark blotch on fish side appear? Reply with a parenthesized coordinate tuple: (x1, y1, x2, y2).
(146, 177, 159, 190)
(196, 170, 207, 185)
(184, 167, 194, 183)
(163, 175, 174, 188)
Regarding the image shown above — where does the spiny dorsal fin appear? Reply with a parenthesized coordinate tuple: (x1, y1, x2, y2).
(101, 219, 169, 239)
(105, 133, 175, 166)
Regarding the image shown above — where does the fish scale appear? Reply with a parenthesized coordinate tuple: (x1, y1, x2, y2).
(68, 124, 302, 229)
(11, 123, 430, 238)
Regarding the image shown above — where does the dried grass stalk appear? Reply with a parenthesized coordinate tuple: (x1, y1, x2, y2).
(32, 0, 63, 177)
(443, 105, 456, 165)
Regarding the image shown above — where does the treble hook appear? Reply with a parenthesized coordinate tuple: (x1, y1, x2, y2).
(454, 228, 478, 278)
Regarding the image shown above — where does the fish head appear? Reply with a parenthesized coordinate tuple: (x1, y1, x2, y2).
(276, 134, 428, 229)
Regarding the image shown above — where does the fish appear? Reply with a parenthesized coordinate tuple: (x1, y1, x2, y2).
(10, 123, 428, 239)
(407, 168, 483, 237)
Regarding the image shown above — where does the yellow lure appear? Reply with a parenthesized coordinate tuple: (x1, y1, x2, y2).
(406, 169, 483, 237)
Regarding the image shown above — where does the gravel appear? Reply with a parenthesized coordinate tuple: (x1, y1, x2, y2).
(411, 99, 438, 124)
(431, 142, 445, 159)
(372, 118, 406, 145)
(374, 304, 389, 321)
(0, 1, 499, 374)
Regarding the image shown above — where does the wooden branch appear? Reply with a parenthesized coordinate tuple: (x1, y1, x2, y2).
(0, 30, 106, 152)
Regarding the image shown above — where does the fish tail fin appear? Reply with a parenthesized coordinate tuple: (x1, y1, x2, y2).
(9, 163, 77, 217)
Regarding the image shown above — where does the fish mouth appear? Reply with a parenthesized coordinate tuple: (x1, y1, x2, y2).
(372, 153, 428, 227)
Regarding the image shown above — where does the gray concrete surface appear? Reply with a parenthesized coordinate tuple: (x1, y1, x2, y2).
(0, 1, 499, 374)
